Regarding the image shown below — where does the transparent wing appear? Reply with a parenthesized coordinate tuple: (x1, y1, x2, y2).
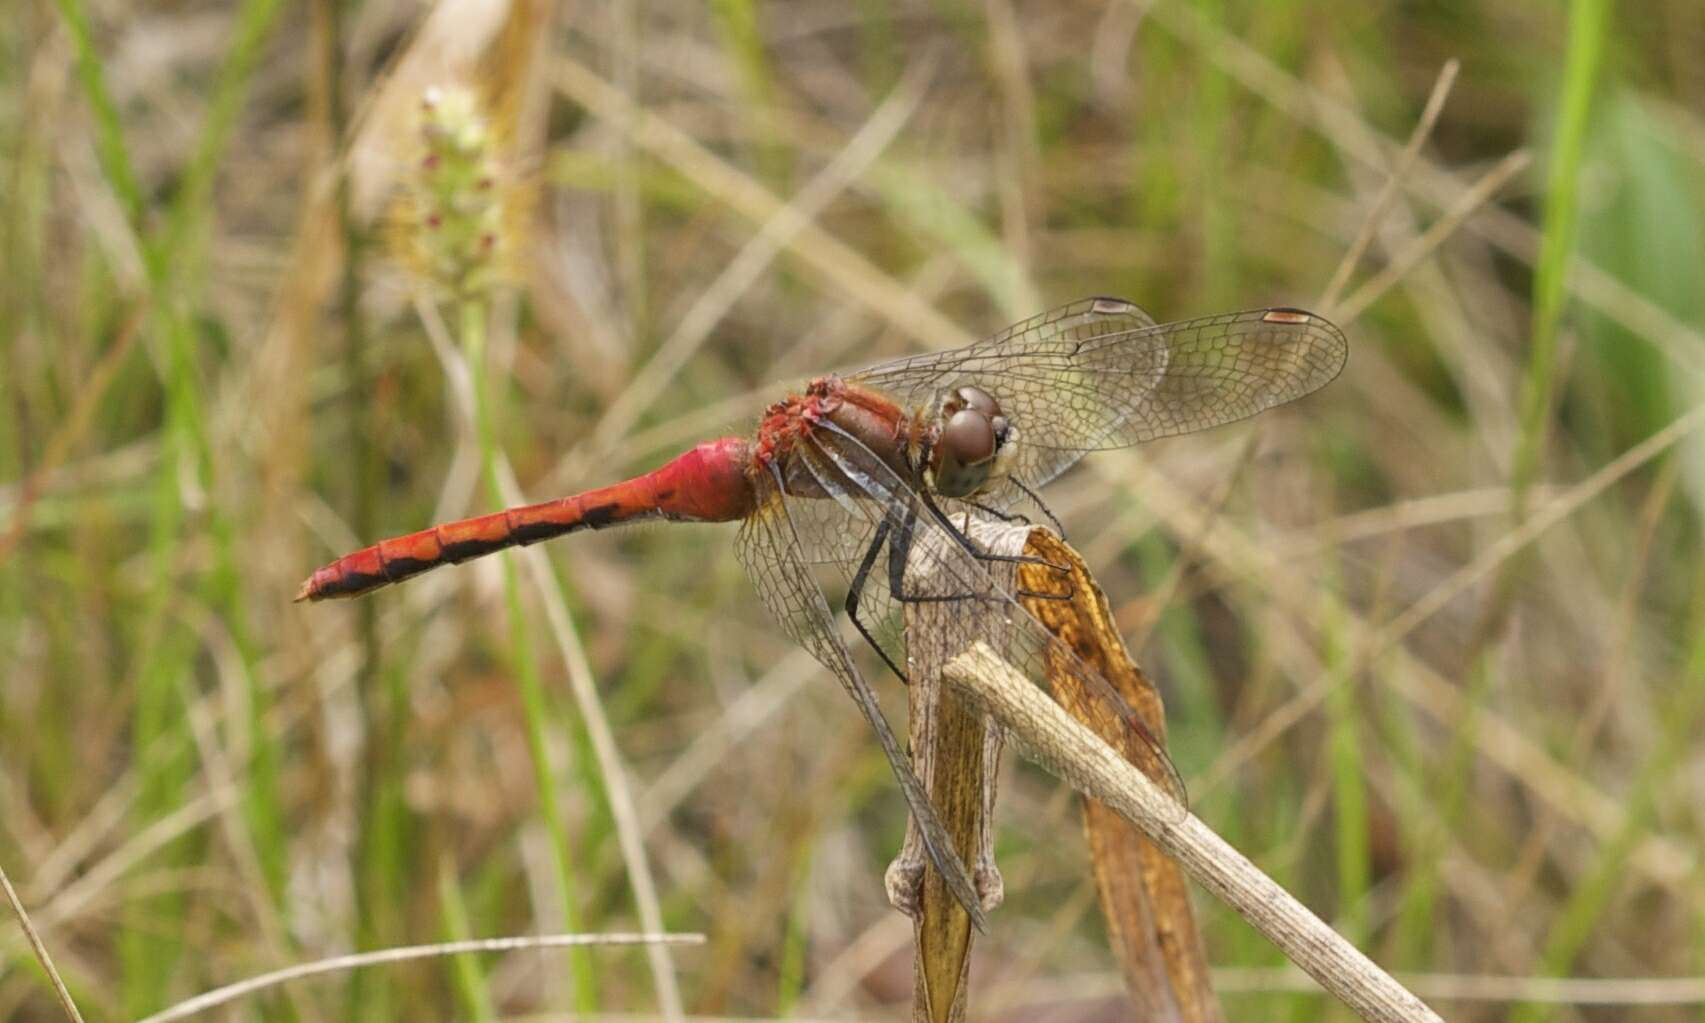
(733, 471, 989, 930)
(784, 434, 918, 682)
(799, 420, 1190, 815)
(848, 298, 1347, 491)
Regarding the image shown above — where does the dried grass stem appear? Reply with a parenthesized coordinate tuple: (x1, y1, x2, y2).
(942, 643, 1444, 1023)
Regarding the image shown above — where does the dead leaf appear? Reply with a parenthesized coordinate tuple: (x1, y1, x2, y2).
(1020, 530, 1222, 1023)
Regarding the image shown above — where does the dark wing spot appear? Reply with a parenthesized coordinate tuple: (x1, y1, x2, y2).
(1090, 296, 1142, 315)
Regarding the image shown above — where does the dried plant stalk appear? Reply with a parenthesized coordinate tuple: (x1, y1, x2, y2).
(896, 523, 1217, 1020)
(1019, 531, 1221, 1022)
(896, 520, 1021, 1023)
(942, 642, 1444, 1023)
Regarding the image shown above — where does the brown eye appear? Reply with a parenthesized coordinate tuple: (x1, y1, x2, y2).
(942, 409, 996, 464)
(955, 386, 999, 418)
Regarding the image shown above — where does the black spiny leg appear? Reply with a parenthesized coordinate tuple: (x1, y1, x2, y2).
(846, 493, 1075, 690)
(1011, 477, 1066, 539)
(845, 515, 913, 685)
(916, 489, 1073, 603)
(884, 497, 983, 608)
(847, 500, 991, 689)
(961, 497, 1031, 527)
(918, 488, 1070, 584)
(844, 499, 1023, 685)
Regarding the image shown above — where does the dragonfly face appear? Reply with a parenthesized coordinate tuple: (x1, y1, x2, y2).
(925, 384, 1017, 499)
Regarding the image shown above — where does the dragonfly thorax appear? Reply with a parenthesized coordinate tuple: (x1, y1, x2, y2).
(923, 384, 1017, 498)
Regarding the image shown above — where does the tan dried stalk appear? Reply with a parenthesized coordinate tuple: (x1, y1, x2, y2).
(942, 642, 1444, 1023)
(896, 523, 1218, 1022)
(895, 519, 1020, 1023)
(1019, 531, 1221, 1022)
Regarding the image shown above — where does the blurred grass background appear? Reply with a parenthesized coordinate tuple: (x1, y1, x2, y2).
(5, 0, 1705, 1020)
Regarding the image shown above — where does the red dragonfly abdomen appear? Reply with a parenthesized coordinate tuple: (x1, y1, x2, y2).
(297, 437, 755, 601)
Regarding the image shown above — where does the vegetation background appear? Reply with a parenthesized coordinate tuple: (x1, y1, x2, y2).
(4, 0, 1705, 1019)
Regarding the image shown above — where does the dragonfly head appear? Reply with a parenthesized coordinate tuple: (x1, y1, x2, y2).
(928, 385, 1016, 498)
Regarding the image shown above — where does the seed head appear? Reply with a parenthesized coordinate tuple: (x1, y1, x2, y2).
(393, 83, 520, 298)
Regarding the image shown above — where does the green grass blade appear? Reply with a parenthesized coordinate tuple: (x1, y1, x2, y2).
(1507, 561, 1705, 1023)
(49, 0, 144, 226)
(461, 298, 599, 1011)
(438, 859, 498, 1023)
(1509, 0, 1612, 514)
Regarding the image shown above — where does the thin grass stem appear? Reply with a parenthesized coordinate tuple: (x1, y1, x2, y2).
(1, 863, 86, 1023)
(135, 932, 704, 1023)
(459, 295, 600, 1011)
(437, 858, 497, 1023)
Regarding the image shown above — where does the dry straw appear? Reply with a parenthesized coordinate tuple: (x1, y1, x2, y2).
(134, 932, 705, 1023)
(942, 642, 1445, 1023)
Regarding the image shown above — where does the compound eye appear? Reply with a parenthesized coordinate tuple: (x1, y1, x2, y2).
(941, 409, 996, 465)
(955, 386, 1000, 418)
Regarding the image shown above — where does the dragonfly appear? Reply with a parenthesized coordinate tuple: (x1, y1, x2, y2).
(298, 297, 1347, 930)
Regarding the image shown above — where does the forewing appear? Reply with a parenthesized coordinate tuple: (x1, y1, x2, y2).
(850, 298, 1347, 490)
(804, 422, 1190, 814)
(848, 296, 1159, 402)
(734, 472, 989, 930)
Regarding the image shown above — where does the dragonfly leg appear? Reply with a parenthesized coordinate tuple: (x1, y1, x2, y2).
(961, 497, 1031, 527)
(883, 499, 1071, 611)
(919, 487, 1070, 577)
(891, 508, 981, 603)
(1014, 583, 1074, 602)
(1010, 477, 1067, 540)
(846, 515, 916, 686)
(882, 498, 991, 605)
